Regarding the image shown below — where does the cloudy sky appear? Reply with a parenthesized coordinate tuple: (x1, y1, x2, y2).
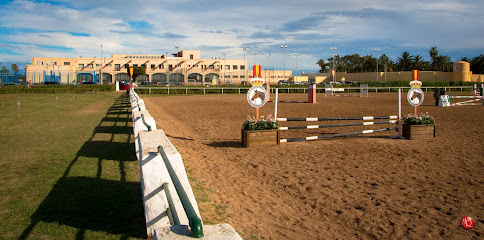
(0, 0, 483, 72)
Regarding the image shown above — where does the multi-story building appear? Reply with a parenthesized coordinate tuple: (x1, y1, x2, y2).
(25, 50, 292, 85)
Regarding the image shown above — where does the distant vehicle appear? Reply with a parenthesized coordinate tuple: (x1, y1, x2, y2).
(140, 81, 157, 85)
(81, 81, 95, 85)
(240, 81, 248, 85)
(203, 82, 212, 87)
(328, 81, 342, 85)
(226, 82, 234, 85)
(159, 82, 170, 87)
(43, 81, 60, 85)
(302, 81, 309, 85)
(294, 81, 302, 85)
(119, 82, 130, 90)
(278, 80, 289, 85)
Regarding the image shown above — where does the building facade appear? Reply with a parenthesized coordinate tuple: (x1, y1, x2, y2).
(25, 50, 292, 85)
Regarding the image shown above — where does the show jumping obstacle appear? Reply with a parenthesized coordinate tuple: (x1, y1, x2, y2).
(277, 115, 399, 143)
(268, 84, 317, 103)
(439, 95, 484, 107)
(325, 84, 369, 97)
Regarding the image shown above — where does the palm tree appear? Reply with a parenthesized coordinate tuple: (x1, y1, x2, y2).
(11, 64, 19, 74)
(317, 59, 330, 73)
(429, 47, 439, 62)
(412, 55, 428, 71)
(433, 55, 452, 72)
(397, 52, 414, 71)
(1, 66, 9, 74)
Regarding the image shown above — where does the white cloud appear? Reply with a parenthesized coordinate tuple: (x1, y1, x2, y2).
(0, 0, 483, 70)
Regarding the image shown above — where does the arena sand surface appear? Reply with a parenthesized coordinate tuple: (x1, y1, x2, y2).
(143, 92, 483, 239)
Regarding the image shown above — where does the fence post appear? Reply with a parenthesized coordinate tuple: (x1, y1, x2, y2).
(17, 102, 20, 118)
(56, 96, 58, 108)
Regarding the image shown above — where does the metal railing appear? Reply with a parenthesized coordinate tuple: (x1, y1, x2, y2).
(135, 85, 474, 94)
(157, 146, 204, 238)
(140, 114, 152, 131)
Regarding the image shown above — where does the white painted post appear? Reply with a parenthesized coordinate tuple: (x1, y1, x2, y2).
(274, 88, 279, 120)
(398, 88, 402, 137)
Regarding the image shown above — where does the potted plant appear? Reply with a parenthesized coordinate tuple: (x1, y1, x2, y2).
(402, 112, 435, 140)
(241, 115, 279, 147)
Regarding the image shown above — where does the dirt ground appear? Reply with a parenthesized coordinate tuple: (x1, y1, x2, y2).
(143, 92, 483, 239)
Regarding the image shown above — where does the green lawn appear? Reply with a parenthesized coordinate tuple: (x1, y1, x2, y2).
(0, 92, 146, 239)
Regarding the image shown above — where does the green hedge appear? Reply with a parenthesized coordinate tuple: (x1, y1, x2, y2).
(0, 84, 115, 94)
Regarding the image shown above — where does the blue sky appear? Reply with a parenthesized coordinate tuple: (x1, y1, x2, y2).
(0, 0, 483, 72)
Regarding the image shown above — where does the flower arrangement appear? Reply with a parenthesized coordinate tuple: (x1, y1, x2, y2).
(403, 112, 435, 125)
(242, 114, 279, 131)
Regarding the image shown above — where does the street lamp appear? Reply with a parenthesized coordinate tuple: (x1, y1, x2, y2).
(281, 45, 288, 80)
(223, 52, 226, 84)
(293, 53, 300, 77)
(251, 51, 258, 66)
(100, 44, 103, 85)
(330, 47, 337, 81)
(374, 49, 380, 82)
(175, 46, 180, 83)
(243, 48, 247, 84)
(267, 54, 271, 83)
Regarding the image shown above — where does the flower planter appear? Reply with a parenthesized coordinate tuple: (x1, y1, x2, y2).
(402, 124, 435, 140)
(241, 129, 280, 148)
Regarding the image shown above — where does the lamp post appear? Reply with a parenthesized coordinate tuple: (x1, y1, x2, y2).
(243, 48, 247, 84)
(330, 47, 337, 82)
(293, 53, 300, 77)
(374, 49, 380, 82)
(251, 51, 258, 66)
(223, 52, 226, 84)
(267, 53, 271, 83)
(100, 44, 103, 85)
(281, 45, 288, 81)
(175, 46, 180, 83)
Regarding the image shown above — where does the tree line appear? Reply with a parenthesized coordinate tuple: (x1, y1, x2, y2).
(317, 47, 484, 74)
(0, 62, 20, 74)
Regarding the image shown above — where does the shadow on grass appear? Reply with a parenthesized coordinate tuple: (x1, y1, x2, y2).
(18, 93, 146, 240)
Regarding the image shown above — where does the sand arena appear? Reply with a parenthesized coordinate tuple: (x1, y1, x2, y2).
(143, 92, 483, 239)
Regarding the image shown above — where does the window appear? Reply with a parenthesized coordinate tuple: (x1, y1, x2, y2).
(78, 64, 84, 68)
(151, 64, 155, 69)
(240, 75, 245, 78)
(240, 65, 245, 70)
(87, 64, 93, 69)
(168, 64, 173, 70)
(96, 64, 100, 66)
(115, 64, 120, 70)
(36, 61, 43, 65)
(224, 75, 230, 78)
(124, 64, 129, 69)
(233, 65, 238, 70)
(64, 62, 70, 65)
(190, 54, 194, 59)
(225, 65, 230, 70)
(133, 64, 138, 67)
(159, 64, 164, 69)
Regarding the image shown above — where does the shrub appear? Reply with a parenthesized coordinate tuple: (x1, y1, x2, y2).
(403, 112, 435, 125)
(242, 115, 279, 131)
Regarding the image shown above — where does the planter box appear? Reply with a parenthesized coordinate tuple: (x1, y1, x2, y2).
(241, 129, 280, 148)
(402, 124, 435, 140)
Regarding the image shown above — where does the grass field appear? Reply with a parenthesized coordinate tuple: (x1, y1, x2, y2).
(0, 92, 146, 239)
